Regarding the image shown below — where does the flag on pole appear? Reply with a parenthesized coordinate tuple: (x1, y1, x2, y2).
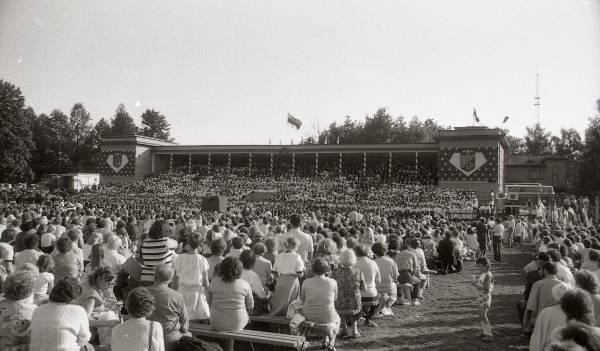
(473, 108, 480, 123)
(503, 116, 509, 124)
(287, 113, 302, 129)
(336, 136, 340, 144)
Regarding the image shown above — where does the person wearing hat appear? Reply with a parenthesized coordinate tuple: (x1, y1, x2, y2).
(529, 282, 574, 351)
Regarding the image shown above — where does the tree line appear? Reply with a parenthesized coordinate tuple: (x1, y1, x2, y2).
(0, 79, 172, 181)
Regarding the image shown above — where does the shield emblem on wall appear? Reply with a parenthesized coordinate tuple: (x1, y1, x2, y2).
(460, 150, 475, 172)
(449, 149, 488, 177)
(106, 153, 129, 174)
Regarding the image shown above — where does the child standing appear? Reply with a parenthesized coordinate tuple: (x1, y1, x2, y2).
(472, 256, 494, 342)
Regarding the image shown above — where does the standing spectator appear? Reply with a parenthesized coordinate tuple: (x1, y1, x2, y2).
(492, 219, 504, 261)
(173, 232, 210, 322)
(140, 220, 175, 285)
(271, 237, 305, 316)
(529, 282, 574, 351)
(523, 262, 562, 335)
(471, 257, 495, 342)
(281, 213, 314, 264)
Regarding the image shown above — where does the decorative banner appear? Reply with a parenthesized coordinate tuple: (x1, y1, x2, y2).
(362, 152, 367, 177)
(188, 153, 192, 174)
(169, 153, 173, 172)
(269, 153, 273, 176)
(339, 153, 343, 177)
(98, 151, 136, 177)
(315, 153, 319, 175)
(248, 153, 252, 171)
(291, 153, 295, 175)
(438, 147, 498, 181)
(227, 153, 232, 174)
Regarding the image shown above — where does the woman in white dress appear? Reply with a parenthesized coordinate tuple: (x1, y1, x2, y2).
(173, 232, 210, 321)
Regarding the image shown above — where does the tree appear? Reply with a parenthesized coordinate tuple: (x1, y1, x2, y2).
(69, 103, 93, 171)
(47, 109, 71, 173)
(110, 103, 136, 136)
(362, 108, 394, 144)
(140, 109, 172, 140)
(421, 118, 441, 143)
(30, 113, 52, 178)
(524, 123, 552, 155)
(578, 99, 600, 193)
(0, 80, 35, 181)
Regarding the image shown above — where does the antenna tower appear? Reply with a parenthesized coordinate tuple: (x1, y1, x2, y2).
(534, 66, 541, 124)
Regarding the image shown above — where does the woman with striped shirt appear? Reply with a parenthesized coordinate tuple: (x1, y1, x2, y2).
(140, 220, 177, 285)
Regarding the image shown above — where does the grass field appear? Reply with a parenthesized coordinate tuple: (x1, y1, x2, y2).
(334, 246, 533, 351)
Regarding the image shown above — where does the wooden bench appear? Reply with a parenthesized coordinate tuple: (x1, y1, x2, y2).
(249, 315, 330, 337)
(189, 322, 306, 350)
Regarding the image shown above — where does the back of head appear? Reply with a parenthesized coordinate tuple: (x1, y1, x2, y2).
(560, 289, 595, 325)
(56, 237, 73, 254)
(289, 213, 302, 228)
(154, 264, 174, 283)
(148, 220, 171, 240)
(106, 235, 121, 250)
(50, 277, 82, 303)
(555, 321, 600, 350)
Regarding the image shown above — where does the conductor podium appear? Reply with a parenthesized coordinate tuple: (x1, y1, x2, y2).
(202, 196, 227, 212)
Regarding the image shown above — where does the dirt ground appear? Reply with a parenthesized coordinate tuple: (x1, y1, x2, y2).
(334, 246, 534, 351)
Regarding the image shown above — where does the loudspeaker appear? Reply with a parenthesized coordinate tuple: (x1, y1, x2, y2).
(202, 196, 227, 212)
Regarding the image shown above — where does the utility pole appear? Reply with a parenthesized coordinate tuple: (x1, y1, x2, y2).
(534, 66, 541, 125)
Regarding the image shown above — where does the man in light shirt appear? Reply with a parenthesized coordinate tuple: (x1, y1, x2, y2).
(282, 213, 313, 264)
(492, 218, 504, 261)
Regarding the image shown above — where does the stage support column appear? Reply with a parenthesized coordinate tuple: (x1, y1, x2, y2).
(339, 153, 343, 178)
(169, 153, 173, 173)
(388, 152, 393, 180)
(363, 152, 367, 178)
(188, 153, 192, 174)
(270, 153, 274, 176)
(208, 153, 212, 174)
(291, 153, 295, 176)
(315, 153, 319, 176)
(415, 151, 419, 174)
(151, 153, 155, 173)
(227, 153, 231, 175)
(248, 153, 252, 172)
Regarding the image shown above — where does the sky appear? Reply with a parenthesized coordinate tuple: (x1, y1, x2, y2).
(1, 0, 599, 145)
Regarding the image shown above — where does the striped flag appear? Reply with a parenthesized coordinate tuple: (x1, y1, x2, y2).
(287, 113, 302, 129)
